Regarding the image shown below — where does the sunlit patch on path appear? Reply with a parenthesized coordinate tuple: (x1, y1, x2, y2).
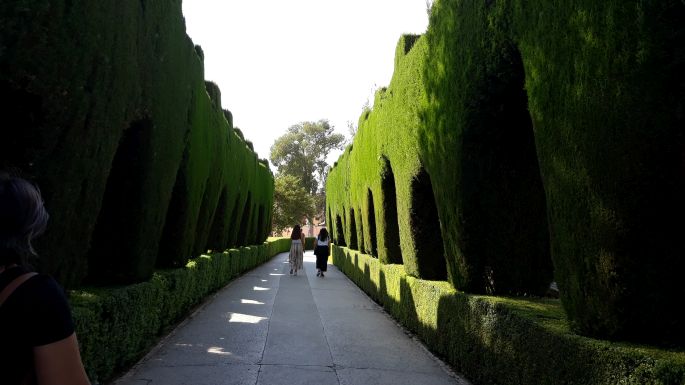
(114, 251, 468, 385)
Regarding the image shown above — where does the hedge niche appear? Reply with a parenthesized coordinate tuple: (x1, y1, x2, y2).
(0, 0, 274, 287)
(379, 157, 402, 264)
(422, 6, 552, 295)
(421, 0, 685, 343)
(348, 208, 359, 250)
(72, 238, 292, 383)
(87, 117, 156, 283)
(328, 0, 684, 345)
(365, 189, 378, 257)
(334, 214, 346, 246)
(407, 168, 446, 280)
(333, 246, 685, 385)
(327, 35, 446, 281)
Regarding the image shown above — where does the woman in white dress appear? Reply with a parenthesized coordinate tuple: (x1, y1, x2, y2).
(288, 225, 305, 275)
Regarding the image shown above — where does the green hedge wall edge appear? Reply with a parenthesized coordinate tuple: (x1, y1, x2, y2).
(332, 245, 685, 385)
(0, 0, 275, 287)
(71, 237, 291, 383)
(327, 0, 684, 344)
(420, 0, 685, 343)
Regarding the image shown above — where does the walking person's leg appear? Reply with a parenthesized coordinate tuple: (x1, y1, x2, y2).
(320, 250, 328, 277)
(314, 247, 321, 276)
(293, 243, 297, 275)
(315, 251, 323, 277)
(298, 244, 304, 275)
(288, 246, 294, 274)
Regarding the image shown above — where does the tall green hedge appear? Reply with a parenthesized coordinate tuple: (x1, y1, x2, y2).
(327, 35, 447, 281)
(421, 0, 684, 343)
(0, 0, 274, 287)
(333, 246, 685, 385)
(327, 32, 544, 287)
(72, 238, 292, 383)
(421, 0, 553, 295)
(327, 0, 684, 345)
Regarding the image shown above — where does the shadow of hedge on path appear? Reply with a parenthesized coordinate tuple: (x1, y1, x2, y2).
(71, 238, 292, 383)
(332, 245, 685, 385)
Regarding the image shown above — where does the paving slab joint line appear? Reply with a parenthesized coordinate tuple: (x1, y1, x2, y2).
(255, 256, 284, 385)
(307, 261, 342, 385)
(331, 363, 452, 376)
(139, 362, 258, 369)
(342, 271, 469, 384)
(257, 363, 336, 369)
(112, 256, 281, 385)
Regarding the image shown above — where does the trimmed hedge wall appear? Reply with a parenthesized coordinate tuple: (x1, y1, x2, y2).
(71, 238, 291, 383)
(304, 237, 316, 250)
(327, 32, 544, 288)
(420, 0, 685, 343)
(333, 245, 685, 385)
(327, 35, 447, 281)
(327, 0, 684, 344)
(0, 0, 274, 287)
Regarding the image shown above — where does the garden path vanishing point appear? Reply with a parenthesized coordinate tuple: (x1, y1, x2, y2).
(114, 251, 469, 385)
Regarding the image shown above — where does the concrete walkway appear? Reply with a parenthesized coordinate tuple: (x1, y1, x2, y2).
(113, 251, 469, 385)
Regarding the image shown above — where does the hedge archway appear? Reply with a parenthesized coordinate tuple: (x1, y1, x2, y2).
(87, 118, 153, 283)
(366, 189, 378, 257)
(405, 168, 446, 280)
(349, 208, 358, 250)
(380, 157, 401, 264)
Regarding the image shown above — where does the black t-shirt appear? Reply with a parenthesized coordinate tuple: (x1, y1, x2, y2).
(0, 266, 75, 384)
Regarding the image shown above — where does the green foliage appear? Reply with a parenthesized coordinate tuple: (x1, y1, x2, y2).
(223, 109, 233, 128)
(270, 119, 345, 234)
(326, 35, 445, 279)
(421, 0, 552, 294)
(420, 0, 685, 342)
(270, 119, 345, 195)
(0, 0, 275, 286)
(333, 246, 685, 385)
(304, 237, 316, 250)
(328, 0, 685, 344)
(0, 0, 194, 286)
(194, 45, 204, 62)
(71, 238, 292, 383)
(272, 174, 315, 234)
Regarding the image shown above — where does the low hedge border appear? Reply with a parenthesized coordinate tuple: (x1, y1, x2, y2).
(332, 245, 685, 385)
(304, 237, 315, 250)
(70, 237, 292, 383)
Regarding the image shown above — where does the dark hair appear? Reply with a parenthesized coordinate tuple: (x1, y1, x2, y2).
(290, 225, 301, 240)
(318, 228, 329, 242)
(0, 172, 49, 266)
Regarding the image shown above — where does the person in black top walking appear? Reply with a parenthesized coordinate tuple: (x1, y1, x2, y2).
(314, 228, 331, 277)
(0, 172, 90, 385)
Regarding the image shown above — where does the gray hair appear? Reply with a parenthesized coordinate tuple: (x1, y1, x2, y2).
(0, 172, 49, 266)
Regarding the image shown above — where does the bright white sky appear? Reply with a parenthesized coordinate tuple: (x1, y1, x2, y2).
(182, 0, 429, 167)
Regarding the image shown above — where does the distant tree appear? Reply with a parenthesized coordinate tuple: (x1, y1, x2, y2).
(270, 120, 345, 231)
(272, 174, 315, 234)
(270, 120, 345, 194)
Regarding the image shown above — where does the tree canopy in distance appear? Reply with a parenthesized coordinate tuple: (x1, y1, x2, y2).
(270, 120, 345, 231)
(270, 120, 345, 195)
(272, 174, 315, 234)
